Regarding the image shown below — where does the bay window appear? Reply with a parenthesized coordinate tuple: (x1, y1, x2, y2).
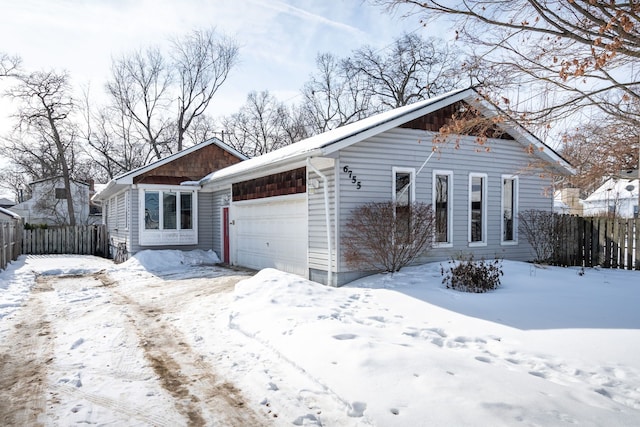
(140, 188, 197, 246)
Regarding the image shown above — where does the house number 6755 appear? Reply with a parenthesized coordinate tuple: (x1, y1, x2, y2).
(342, 165, 362, 190)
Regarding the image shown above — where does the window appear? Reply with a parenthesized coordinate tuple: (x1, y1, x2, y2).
(393, 167, 415, 243)
(433, 171, 453, 246)
(55, 188, 67, 199)
(502, 176, 518, 243)
(469, 173, 487, 245)
(140, 188, 197, 246)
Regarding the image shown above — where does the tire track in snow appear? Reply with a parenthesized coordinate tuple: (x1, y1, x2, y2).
(102, 272, 266, 426)
(0, 275, 55, 426)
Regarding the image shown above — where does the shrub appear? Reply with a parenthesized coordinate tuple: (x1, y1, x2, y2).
(441, 254, 503, 293)
(343, 201, 436, 273)
(518, 209, 566, 263)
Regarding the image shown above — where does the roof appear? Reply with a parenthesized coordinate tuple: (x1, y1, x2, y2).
(199, 87, 574, 188)
(0, 197, 15, 206)
(584, 178, 639, 202)
(29, 176, 89, 187)
(0, 206, 21, 220)
(94, 137, 247, 201)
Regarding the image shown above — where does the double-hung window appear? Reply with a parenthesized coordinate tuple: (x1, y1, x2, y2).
(502, 175, 518, 244)
(140, 188, 197, 246)
(469, 173, 487, 246)
(433, 170, 453, 246)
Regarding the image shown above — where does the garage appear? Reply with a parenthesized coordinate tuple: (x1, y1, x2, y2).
(231, 194, 308, 277)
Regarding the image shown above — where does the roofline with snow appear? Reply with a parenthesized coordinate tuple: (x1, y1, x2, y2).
(200, 87, 574, 189)
(94, 137, 247, 201)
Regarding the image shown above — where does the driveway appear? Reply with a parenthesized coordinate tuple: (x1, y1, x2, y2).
(0, 260, 266, 426)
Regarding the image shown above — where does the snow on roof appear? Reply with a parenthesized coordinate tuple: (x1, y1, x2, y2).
(584, 178, 639, 202)
(0, 206, 21, 219)
(199, 87, 573, 188)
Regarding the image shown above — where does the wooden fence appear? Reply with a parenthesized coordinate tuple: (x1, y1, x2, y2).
(22, 225, 109, 257)
(554, 216, 640, 270)
(0, 222, 23, 271)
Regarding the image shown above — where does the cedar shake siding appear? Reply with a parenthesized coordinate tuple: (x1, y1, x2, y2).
(134, 144, 243, 184)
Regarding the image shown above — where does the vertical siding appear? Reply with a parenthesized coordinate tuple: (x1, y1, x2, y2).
(308, 162, 337, 276)
(337, 128, 554, 272)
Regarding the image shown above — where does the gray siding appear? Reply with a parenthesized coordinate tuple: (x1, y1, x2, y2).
(105, 189, 132, 258)
(336, 128, 553, 277)
(210, 188, 231, 258)
(308, 162, 337, 284)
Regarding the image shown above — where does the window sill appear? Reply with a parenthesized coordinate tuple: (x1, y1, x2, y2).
(468, 242, 487, 247)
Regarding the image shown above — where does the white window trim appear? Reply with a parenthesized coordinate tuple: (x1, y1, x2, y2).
(433, 169, 453, 248)
(501, 175, 519, 245)
(392, 167, 415, 204)
(468, 173, 488, 247)
(138, 186, 198, 246)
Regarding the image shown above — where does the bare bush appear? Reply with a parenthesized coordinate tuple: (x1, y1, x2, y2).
(518, 209, 564, 263)
(441, 254, 503, 293)
(343, 201, 436, 273)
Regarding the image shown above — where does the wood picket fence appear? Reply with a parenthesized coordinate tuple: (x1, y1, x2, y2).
(22, 225, 109, 257)
(0, 222, 23, 271)
(553, 216, 640, 270)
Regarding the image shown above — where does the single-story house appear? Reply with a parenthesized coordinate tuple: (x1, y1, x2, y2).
(198, 87, 574, 286)
(92, 137, 247, 259)
(582, 178, 639, 218)
(9, 177, 94, 226)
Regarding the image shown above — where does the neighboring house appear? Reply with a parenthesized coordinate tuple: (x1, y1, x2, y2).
(9, 177, 93, 226)
(0, 206, 21, 223)
(0, 197, 15, 209)
(582, 178, 639, 218)
(554, 187, 583, 215)
(198, 87, 574, 286)
(92, 138, 247, 259)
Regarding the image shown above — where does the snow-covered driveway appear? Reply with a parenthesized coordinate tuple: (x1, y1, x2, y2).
(0, 254, 265, 426)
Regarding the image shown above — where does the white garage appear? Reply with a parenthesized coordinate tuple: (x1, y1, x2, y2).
(231, 194, 308, 277)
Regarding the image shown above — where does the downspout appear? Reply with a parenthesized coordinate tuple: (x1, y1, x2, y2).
(307, 158, 333, 287)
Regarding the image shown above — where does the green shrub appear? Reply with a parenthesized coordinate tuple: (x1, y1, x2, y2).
(440, 254, 503, 293)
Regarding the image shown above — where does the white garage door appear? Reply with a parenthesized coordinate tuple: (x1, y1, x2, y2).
(232, 195, 308, 277)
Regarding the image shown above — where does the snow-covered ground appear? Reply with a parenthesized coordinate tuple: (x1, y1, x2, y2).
(1, 251, 639, 426)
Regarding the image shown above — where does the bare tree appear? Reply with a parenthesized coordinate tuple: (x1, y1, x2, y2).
(107, 47, 173, 161)
(105, 28, 239, 164)
(0, 53, 21, 76)
(4, 70, 79, 225)
(373, 1, 640, 128)
(345, 33, 464, 108)
(560, 119, 640, 196)
(300, 53, 374, 134)
(223, 91, 303, 157)
(171, 28, 239, 151)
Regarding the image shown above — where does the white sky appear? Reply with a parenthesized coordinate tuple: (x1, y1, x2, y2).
(0, 0, 446, 118)
(0, 0, 454, 199)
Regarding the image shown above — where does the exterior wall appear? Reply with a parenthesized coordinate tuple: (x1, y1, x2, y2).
(11, 178, 91, 226)
(307, 159, 337, 285)
(131, 188, 215, 254)
(211, 188, 231, 258)
(105, 189, 132, 259)
(334, 128, 553, 283)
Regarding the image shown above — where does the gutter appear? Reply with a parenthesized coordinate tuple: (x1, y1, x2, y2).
(306, 158, 333, 287)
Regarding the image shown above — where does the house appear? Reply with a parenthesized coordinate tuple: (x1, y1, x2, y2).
(582, 178, 639, 218)
(198, 87, 574, 286)
(0, 197, 15, 209)
(554, 187, 583, 215)
(9, 177, 94, 226)
(92, 137, 247, 259)
(0, 206, 21, 224)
